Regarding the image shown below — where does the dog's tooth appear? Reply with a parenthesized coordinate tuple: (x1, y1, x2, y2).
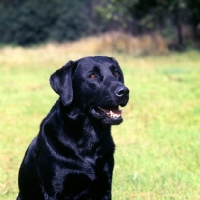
(110, 111, 113, 117)
(114, 114, 118, 119)
(106, 111, 121, 119)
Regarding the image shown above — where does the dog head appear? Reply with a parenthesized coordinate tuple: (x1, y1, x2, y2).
(50, 56, 129, 125)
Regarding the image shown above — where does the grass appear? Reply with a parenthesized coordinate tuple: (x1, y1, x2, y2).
(0, 40, 200, 199)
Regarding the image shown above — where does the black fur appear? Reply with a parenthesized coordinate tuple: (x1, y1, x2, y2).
(17, 56, 129, 200)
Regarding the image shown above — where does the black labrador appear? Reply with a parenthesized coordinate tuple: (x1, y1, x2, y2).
(17, 56, 129, 200)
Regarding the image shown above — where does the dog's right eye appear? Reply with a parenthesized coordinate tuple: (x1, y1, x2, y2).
(89, 74, 97, 79)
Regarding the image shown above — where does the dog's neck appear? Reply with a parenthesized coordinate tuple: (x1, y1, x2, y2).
(58, 99, 109, 129)
(51, 99, 115, 155)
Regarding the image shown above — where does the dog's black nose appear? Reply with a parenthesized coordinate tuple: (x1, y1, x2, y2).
(114, 86, 129, 98)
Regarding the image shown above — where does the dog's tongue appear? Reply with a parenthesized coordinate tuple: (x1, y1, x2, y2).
(101, 107, 122, 115)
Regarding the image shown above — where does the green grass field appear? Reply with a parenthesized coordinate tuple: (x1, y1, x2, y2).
(0, 44, 200, 199)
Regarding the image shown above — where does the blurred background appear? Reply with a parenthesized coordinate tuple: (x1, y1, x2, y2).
(0, 0, 199, 53)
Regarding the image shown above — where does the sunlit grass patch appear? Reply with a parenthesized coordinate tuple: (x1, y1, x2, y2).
(0, 41, 200, 199)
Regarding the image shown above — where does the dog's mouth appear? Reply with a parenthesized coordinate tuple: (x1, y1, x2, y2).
(89, 106, 123, 125)
(101, 107, 122, 119)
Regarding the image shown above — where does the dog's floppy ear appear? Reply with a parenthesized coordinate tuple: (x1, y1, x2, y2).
(50, 61, 75, 106)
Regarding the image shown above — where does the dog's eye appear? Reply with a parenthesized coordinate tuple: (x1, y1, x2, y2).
(89, 73, 97, 79)
(115, 71, 120, 77)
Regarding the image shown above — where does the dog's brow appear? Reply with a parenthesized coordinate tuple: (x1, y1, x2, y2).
(91, 65, 101, 72)
(109, 64, 117, 70)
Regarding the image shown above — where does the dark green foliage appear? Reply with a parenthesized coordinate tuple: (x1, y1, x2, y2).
(49, 1, 86, 42)
(96, 0, 200, 48)
(0, 0, 199, 46)
(0, 0, 96, 45)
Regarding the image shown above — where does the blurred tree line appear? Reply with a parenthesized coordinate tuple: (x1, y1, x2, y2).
(0, 0, 199, 47)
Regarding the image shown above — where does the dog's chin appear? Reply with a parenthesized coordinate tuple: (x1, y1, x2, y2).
(102, 117, 123, 125)
(89, 106, 123, 125)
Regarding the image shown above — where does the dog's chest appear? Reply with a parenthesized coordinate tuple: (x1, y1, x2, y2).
(83, 154, 110, 179)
